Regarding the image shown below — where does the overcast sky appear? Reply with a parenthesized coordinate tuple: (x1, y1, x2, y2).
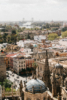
(0, 0, 67, 21)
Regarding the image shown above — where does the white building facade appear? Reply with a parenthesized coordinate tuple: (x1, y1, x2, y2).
(34, 35, 46, 42)
(13, 57, 26, 74)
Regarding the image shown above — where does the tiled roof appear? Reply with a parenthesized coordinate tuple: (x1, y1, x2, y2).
(6, 53, 25, 57)
(6, 53, 17, 57)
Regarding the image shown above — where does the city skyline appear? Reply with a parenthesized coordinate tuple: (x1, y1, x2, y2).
(0, 0, 67, 21)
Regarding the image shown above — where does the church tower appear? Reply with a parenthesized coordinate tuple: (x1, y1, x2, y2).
(19, 80, 24, 100)
(52, 72, 57, 96)
(43, 50, 51, 90)
(36, 51, 39, 61)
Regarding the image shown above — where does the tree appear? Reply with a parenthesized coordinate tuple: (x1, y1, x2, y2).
(46, 23, 50, 28)
(48, 33, 58, 41)
(32, 62, 38, 68)
(32, 62, 38, 74)
(12, 29, 16, 35)
(50, 23, 60, 27)
(0, 79, 12, 88)
(17, 28, 22, 32)
(3, 79, 12, 88)
(27, 33, 30, 39)
(5, 25, 12, 31)
(3, 33, 8, 42)
(11, 30, 18, 44)
(6, 35, 11, 43)
(0, 34, 3, 43)
(5, 88, 11, 92)
(62, 31, 67, 38)
(21, 27, 26, 31)
(51, 27, 59, 31)
(62, 27, 67, 32)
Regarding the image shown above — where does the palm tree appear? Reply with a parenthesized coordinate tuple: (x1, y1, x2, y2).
(32, 62, 38, 74)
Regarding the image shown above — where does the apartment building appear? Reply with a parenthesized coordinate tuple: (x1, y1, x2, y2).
(13, 56, 26, 74)
(25, 58, 34, 68)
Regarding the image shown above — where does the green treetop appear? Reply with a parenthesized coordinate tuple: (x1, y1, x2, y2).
(48, 33, 58, 41)
(62, 31, 67, 38)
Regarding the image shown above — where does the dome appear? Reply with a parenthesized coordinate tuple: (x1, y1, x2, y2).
(55, 63, 63, 68)
(26, 79, 47, 93)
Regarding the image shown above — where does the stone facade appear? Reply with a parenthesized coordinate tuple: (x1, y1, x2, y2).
(24, 90, 54, 100)
(43, 50, 51, 91)
(36, 50, 67, 98)
(31, 51, 54, 62)
(62, 87, 67, 100)
(61, 77, 67, 100)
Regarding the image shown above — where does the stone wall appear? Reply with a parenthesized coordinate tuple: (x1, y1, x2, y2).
(24, 90, 55, 100)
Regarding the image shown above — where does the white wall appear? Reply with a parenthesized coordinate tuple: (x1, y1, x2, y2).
(34, 35, 46, 42)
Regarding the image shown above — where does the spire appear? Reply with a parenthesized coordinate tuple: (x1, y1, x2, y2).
(20, 80, 23, 88)
(43, 50, 49, 73)
(52, 71, 56, 97)
(43, 50, 51, 90)
(36, 46, 39, 61)
(32, 86, 35, 94)
(44, 50, 49, 69)
(53, 71, 56, 83)
(20, 81, 24, 100)
(36, 51, 39, 61)
(20, 80, 23, 96)
(32, 70, 34, 78)
(32, 68, 37, 79)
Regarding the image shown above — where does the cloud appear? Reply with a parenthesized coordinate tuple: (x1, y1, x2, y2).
(0, 0, 67, 5)
(0, 0, 45, 5)
(57, 0, 67, 2)
(0, 0, 67, 21)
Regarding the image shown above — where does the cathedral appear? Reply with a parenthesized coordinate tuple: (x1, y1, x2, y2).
(18, 50, 67, 100)
(1, 50, 67, 100)
(36, 50, 67, 100)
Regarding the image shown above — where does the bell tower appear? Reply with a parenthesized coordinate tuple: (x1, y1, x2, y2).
(43, 50, 51, 90)
(19, 80, 24, 100)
